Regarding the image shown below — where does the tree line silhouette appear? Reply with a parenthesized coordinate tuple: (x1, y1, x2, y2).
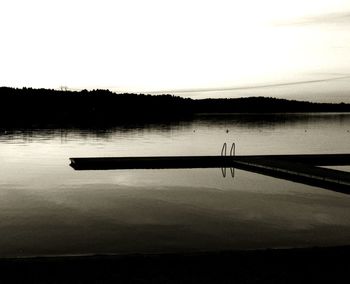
(1, 87, 349, 126)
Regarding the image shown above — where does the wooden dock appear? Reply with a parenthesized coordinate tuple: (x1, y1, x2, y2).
(70, 154, 350, 194)
(70, 156, 238, 170)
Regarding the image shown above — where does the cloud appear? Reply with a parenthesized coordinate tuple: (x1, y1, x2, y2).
(153, 75, 350, 94)
(274, 11, 350, 27)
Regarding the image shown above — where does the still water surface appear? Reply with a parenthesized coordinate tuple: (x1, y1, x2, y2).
(0, 113, 350, 257)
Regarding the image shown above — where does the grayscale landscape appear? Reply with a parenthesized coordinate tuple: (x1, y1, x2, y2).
(1, 0, 350, 283)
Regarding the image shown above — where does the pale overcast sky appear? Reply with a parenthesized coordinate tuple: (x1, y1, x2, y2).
(1, 0, 350, 102)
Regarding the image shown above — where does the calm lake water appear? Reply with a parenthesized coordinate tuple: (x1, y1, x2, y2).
(0, 113, 350, 258)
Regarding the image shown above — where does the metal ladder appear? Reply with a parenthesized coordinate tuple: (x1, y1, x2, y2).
(220, 142, 235, 178)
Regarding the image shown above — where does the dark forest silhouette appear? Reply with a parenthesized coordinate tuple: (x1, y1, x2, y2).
(1, 87, 350, 126)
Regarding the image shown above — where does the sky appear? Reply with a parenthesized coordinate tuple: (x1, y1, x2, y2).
(1, 0, 350, 102)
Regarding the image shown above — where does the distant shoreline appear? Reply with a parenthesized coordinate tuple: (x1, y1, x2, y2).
(1, 87, 350, 127)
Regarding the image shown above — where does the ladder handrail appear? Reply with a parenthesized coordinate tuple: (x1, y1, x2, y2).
(221, 143, 227, 156)
(230, 142, 235, 156)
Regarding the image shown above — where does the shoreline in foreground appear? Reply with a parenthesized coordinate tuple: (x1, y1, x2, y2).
(1, 245, 349, 283)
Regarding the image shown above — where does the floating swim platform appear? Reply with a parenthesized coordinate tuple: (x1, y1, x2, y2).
(69, 153, 350, 194)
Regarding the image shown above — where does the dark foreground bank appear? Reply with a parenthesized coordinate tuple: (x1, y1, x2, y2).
(1, 246, 349, 283)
